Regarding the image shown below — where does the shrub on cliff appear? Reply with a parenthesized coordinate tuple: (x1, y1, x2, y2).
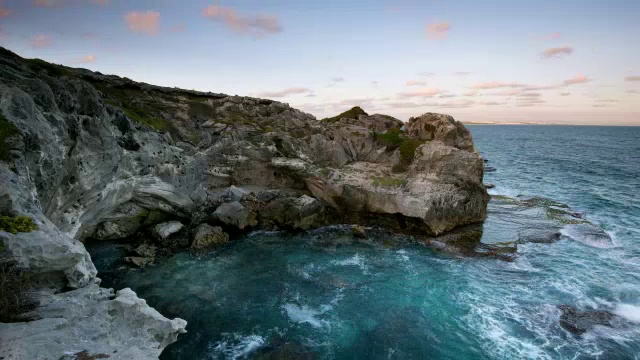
(321, 106, 368, 123)
(0, 215, 38, 235)
(0, 112, 20, 162)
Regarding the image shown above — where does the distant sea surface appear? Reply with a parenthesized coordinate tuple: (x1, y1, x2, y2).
(89, 125, 640, 359)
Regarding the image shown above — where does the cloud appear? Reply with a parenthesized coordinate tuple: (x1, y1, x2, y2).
(125, 11, 160, 35)
(256, 87, 311, 98)
(305, 93, 317, 98)
(31, 34, 52, 48)
(437, 99, 475, 109)
(426, 22, 450, 40)
(453, 72, 471, 76)
(371, 81, 379, 86)
(468, 82, 527, 90)
(489, 89, 523, 96)
(523, 84, 560, 91)
(596, 99, 618, 103)
(562, 73, 590, 86)
(625, 76, 640, 82)
(90, 0, 108, 5)
(331, 77, 345, 82)
(202, 5, 282, 36)
(406, 80, 427, 86)
(419, 72, 435, 76)
(82, 32, 99, 39)
(627, 89, 639, 94)
(75, 54, 96, 64)
(560, 92, 570, 96)
(32, 0, 62, 7)
(397, 88, 443, 98)
(0, 4, 11, 18)
(518, 92, 541, 98)
(463, 91, 478, 97)
(543, 32, 561, 41)
(439, 94, 456, 98)
(542, 46, 573, 59)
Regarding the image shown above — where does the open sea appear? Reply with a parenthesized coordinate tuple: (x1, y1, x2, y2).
(89, 125, 640, 359)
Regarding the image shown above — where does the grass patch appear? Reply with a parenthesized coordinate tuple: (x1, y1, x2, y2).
(374, 128, 424, 173)
(322, 106, 368, 123)
(0, 215, 38, 235)
(0, 112, 19, 162)
(25, 58, 73, 77)
(187, 99, 218, 122)
(371, 176, 407, 188)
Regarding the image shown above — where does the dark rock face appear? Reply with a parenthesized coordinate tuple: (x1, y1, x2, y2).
(558, 305, 615, 335)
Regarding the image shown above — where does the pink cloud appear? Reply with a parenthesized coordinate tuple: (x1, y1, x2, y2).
(90, 0, 109, 4)
(75, 54, 96, 63)
(125, 11, 160, 35)
(32, 0, 62, 7)
(627, 90, 639, 94)
(625, 76, 640, 82)
(562, 74, 591, 86)
(426, 22, 450, 40)
(202, 5, 282, 35)
(542, 46, 574, 59)
(0, 5, 11, 18)
(543, 32, 561, 41)
(463, 91, 478, 97)
(560, 92, 570, 96)
(406, 80, 427, 86)
(397, 88, 443, 98)
(256, 87, 311, 98)
(523, 84, 560, 91)
(468, 82, 527, 90)
(31, 34, 52, 48)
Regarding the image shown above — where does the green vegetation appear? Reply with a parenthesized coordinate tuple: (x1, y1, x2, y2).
(0, 261, 34, 323)
(25, 58, 73, 77)
(374, 128, 424, 173)
(546, 207, 586, 225)
(371, 176, 407, 188)
(319, 167, 332, 177)
(0, 112, 19, 162)
(0, 215, 38, 235)
(97, 84, 173, 132)
(187, 99, 218, 121)
(321, 106, 368, 123)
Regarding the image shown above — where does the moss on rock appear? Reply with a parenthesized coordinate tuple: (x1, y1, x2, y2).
(0, 215, 38, 235)
(0, 112, 20, 162)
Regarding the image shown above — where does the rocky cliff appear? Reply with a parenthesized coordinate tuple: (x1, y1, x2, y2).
(0, 47, 487, 359)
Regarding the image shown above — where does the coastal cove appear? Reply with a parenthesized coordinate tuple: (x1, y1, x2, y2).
(88, 125, 640, 359)
(0, 48, 638, 360)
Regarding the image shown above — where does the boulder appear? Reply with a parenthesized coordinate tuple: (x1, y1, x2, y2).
(351, 225, 367, 239)
(124, 256, 154, 268)
(0, 284, 187, 360)
(261, 195, 325, 230)
(405, 113, 476, 151)
(151, 221, 184, 241)
(191, 224, 229, 250)
(211, 201, 257, 230)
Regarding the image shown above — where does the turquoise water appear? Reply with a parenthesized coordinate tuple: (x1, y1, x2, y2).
(89, 125, 640, 359)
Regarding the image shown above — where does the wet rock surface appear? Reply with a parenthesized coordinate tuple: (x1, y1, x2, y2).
(558, 305, 615, 335)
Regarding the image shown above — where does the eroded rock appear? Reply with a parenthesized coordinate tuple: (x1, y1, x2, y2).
(191, 224, 229, 250)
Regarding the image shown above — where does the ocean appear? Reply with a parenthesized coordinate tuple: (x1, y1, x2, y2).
(88, 125, 640, 359)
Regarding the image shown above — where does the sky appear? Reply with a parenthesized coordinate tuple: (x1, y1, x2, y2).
(0, 0, 639, 125)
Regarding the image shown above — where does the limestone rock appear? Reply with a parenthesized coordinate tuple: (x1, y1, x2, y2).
(151, 221, 184, 241)
(211, 201, 257, 230)
(352, 225, 367, 239)
(405, 113, 476, 151)
(261, 195, 325, 230)
(124, 256, 154, 268)
(191, 224, 229, 250)
(0, 284, 187, 360)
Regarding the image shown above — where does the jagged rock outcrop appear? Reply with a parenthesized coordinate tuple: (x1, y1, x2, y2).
(0, 47, 488, 358)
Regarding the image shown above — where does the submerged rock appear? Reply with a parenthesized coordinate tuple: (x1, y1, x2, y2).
(351, 225, 367, 239)
(191, 224, 229, 250)
(558, 305, 615, 335)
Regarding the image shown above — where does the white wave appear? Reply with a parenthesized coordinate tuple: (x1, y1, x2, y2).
(208, 333, 265, 359)
(331, 253, 369, 273)
(560, 224, 615, 249)
(614, 304, 640, 323)
(396, 249, 410, 262)
(282, 303, 330, 328)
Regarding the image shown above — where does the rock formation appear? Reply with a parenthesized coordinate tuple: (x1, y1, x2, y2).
(0, 47, 488, 358)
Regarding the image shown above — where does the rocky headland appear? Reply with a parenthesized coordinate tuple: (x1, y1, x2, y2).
(0, 47, 489, 359)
